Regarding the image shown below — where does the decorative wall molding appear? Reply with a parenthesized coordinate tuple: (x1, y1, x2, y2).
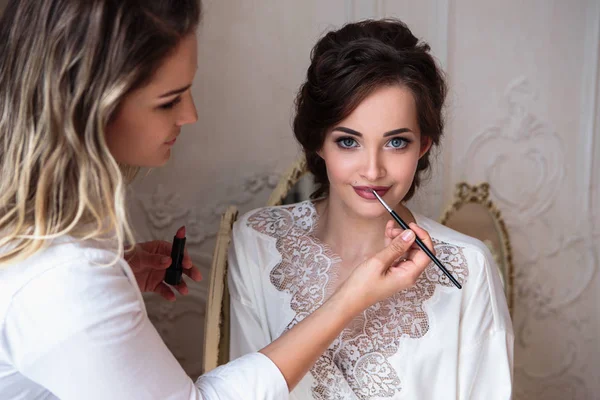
(131, 172, 279, 246)
(461, 75, 596, 398)
(463, 77, 565, 224)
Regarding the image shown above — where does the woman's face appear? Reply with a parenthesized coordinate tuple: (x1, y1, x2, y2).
(105, 34, 198, 167)
(319, 84, 431, 218)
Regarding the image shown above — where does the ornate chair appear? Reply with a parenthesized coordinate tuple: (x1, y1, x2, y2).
(439, 182, 514, 312)
(267, 156, 309, 206)
(202, 206, 238, 373)
(202, 158, 310, 372)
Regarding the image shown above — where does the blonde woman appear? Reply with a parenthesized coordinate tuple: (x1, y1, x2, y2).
(0, 1, 433, 399)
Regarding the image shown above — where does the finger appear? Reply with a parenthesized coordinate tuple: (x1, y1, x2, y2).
(173, 279, 189, 295)
(154, 282, 176, 301)
(182, 247, 194, 269)
(385, 220, 403, 247)
(391, 257, 429, 286)
(153, 240, 173, 253)
(385, 224, 403, 240)
(389, 252, 410, 269)
(390, 228, 403, 238)
(183, 265, 203, 282)
(385, 221, 396, 246)
(405, 247, 424, 259)
(408, 222, 435, 254)
(134, 247, 171, 270)
(385, 220, 396, 238)
(373, 229, 415, 268)
(407, 223, 436, 268)
(404, 248, 431, 271)
(138, 240, 173, 258)
(145, 252, 172, 270)
(389, 247, 430, 277)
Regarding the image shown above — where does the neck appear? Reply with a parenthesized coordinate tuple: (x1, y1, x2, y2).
(314, 193, 415, 262)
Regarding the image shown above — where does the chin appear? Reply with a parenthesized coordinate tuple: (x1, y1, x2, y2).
(154, 149, 172, 166)
(343, 197, 390, 219)
(134, 155, 170, 168)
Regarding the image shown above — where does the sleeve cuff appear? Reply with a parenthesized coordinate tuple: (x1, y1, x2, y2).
(196, 352, 289, 400)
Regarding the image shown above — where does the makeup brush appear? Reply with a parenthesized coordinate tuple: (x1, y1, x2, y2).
(371, 189, 462, 289)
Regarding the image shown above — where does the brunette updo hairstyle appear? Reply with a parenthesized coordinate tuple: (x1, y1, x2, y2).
(293, 19, 447, 200)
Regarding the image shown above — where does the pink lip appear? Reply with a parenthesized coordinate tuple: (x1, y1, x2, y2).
(353, 186, 390, 200)
(165, 138, 177, 145)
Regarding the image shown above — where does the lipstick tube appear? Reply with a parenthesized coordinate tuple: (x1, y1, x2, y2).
(164, 226, 186, 285)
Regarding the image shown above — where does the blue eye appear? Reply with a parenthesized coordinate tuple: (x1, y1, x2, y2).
(387, 137, 408, 149)
(336, 137, 358, 149)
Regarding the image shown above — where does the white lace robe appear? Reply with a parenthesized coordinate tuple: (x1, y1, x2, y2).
(228, 201, 513, 400)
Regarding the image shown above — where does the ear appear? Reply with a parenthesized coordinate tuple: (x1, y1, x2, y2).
(419, 136, 433, 159)
(316, 148, 324, 159)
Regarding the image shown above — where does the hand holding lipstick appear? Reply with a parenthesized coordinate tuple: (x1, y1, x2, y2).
(124, 226, 202, 301)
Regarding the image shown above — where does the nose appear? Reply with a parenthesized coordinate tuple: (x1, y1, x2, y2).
(359, 149, 386, 182)
(176, 91, 198, 126)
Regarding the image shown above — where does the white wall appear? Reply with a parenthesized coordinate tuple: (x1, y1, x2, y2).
(125, 0, 599, 398)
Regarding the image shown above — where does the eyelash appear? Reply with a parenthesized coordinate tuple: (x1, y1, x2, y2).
(158, 97, 182, 110)
(334, 136, 411, 150)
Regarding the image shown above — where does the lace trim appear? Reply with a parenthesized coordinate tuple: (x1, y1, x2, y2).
(247, 201, 469, 399)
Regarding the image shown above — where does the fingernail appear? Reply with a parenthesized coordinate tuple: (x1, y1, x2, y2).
(401, 230, 415, 242)
(161, 256, 171, 264)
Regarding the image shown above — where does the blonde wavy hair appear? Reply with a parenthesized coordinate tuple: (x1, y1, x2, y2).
(0, 0, 201, 266)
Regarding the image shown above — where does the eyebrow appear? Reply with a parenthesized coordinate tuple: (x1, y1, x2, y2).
(159, 84, 192, 98)
(332, 126, 413, 137)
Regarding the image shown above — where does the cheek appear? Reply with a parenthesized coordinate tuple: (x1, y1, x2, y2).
(105, 118, 127, 154)
(106, 119, 141, 156)
(105, 110, 165, 165)
(108, 112, 163, 147)
(107, 105, 140, 144)
(387, 152, 420, 184)
(322, 148, 358, 185)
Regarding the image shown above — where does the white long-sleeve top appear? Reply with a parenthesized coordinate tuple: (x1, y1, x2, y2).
(228, 201, 514, 400)
(0, 235, 288, 400)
